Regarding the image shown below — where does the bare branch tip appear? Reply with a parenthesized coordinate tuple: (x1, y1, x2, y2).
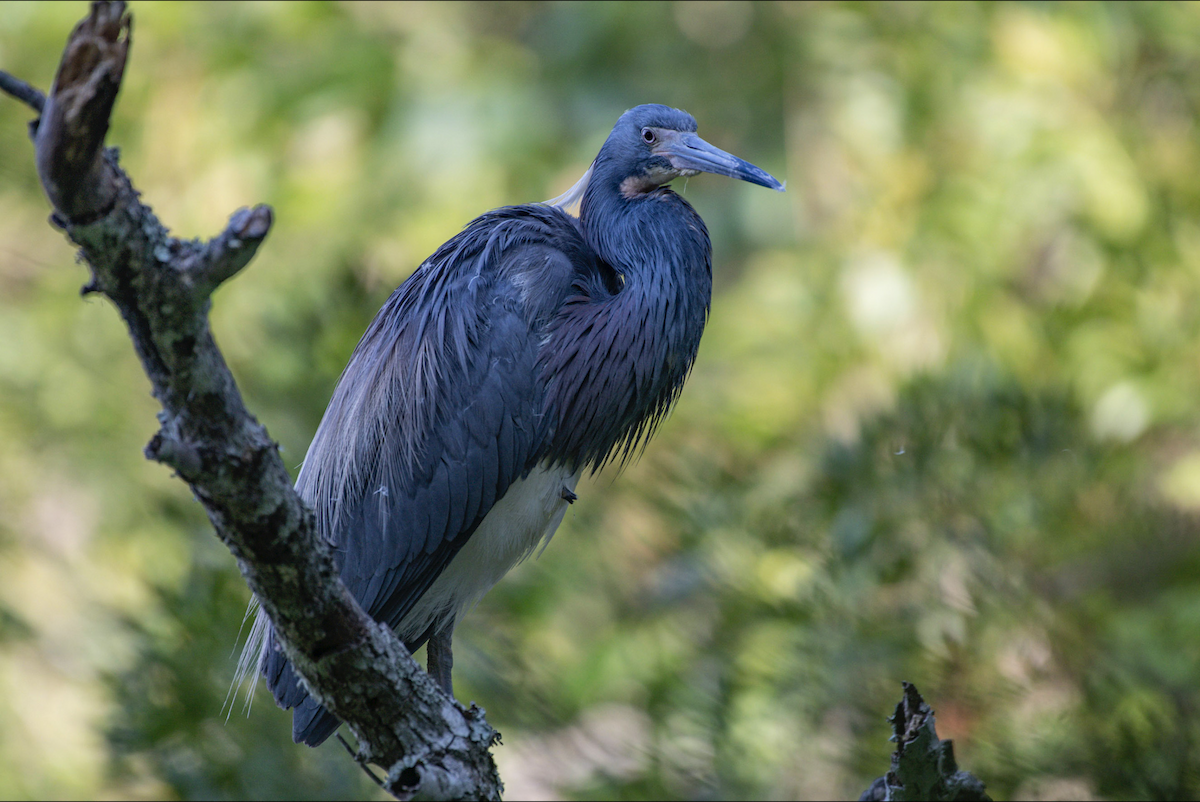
(230, 205, 274, 242)
(188, 205, 274, 296)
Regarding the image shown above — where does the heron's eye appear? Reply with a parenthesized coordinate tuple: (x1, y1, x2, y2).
(641, 128, 656, 145)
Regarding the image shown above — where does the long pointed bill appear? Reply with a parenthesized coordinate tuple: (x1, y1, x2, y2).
(656, 131, 785, 191)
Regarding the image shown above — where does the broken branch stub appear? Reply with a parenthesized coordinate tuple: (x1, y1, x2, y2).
(35, 0, 130, 223)
(860, 683, 990, 802)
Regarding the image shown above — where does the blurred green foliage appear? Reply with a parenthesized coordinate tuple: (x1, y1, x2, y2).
(2, 1, 1200, 799)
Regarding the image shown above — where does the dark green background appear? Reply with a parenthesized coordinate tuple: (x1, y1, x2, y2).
(1, 2, 1199, 799)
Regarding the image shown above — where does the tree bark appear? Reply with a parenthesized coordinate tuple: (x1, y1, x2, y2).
(0, 3, 502, 800)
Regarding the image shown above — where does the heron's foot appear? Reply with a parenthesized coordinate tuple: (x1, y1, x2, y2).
(427, 628, 455, 697)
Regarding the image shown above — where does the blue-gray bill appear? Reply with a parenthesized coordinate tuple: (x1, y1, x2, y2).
(657, 131, 785, 192)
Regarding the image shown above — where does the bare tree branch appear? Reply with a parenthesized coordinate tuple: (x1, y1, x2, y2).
(0, 2, 502, 799)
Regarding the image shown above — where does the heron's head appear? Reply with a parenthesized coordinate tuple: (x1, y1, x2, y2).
(606, 104, 784, 198)
(546, 104, 783, 213)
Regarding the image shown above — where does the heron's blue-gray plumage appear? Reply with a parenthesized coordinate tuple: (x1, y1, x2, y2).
(242, 104, 783, 746)
(260, 205, 594, 744)
(541, 181, 710, 471)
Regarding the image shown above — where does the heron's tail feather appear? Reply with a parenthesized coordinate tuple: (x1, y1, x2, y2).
(266, 646, 342, 745)
(239, 600, 343, 746)
(226, 596, 268, 718)
(292, 694, 342, 746)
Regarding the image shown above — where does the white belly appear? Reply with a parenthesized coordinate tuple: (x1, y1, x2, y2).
(397, 463, 580, 641)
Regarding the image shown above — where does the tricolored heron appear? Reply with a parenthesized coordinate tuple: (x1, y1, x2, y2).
(238, 104, 784, 746)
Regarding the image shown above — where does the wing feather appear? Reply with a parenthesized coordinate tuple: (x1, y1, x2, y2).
(251, 205, 589, 745)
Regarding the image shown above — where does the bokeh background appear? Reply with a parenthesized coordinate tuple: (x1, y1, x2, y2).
(2, 1, 1200, 799)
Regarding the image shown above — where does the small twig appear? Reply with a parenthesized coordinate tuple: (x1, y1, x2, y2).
(0, 70, 45, 113)
(337, 733, 385, 787)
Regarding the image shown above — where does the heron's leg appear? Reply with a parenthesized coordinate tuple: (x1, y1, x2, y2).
(426, 621, 455, 697)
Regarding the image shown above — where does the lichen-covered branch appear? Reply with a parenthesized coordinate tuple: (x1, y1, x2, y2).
(860, 683, 990, 802)
(0, 2, 501, 799)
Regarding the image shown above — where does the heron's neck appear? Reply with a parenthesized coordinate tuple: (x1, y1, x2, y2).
(539, 184, 714, 471)
(580, 183, 713, 300)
